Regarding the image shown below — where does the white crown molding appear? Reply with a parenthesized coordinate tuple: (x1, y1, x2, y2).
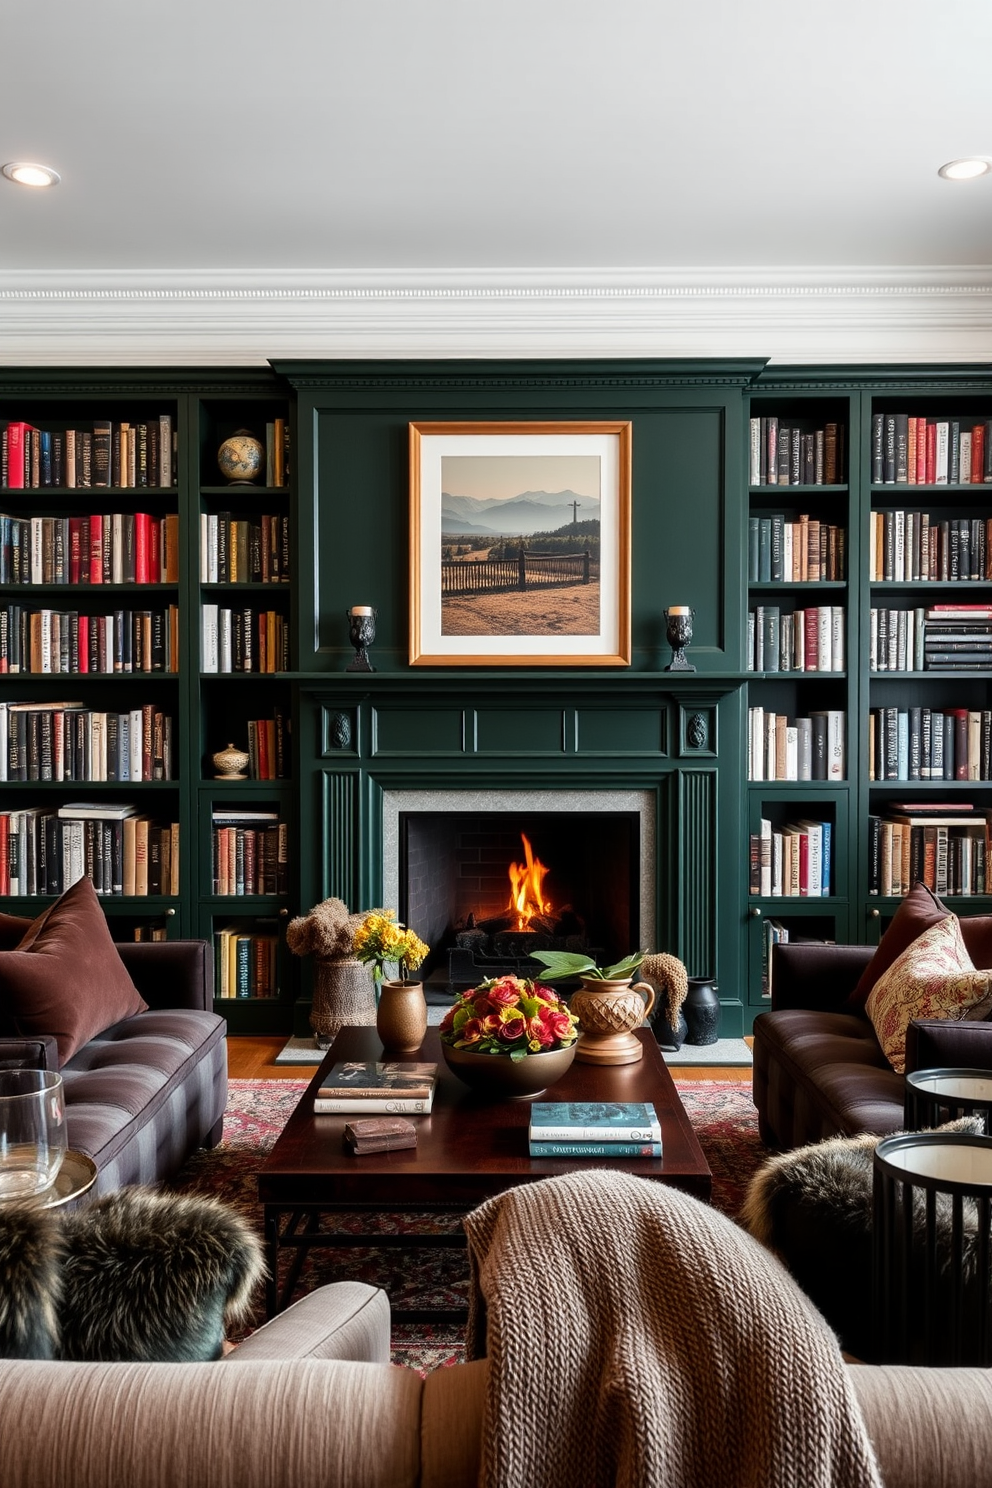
(2, 266, 992, 366)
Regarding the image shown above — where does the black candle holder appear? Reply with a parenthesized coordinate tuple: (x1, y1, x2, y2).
(663, 608, 696, 672)
(345, 607, 377, 672)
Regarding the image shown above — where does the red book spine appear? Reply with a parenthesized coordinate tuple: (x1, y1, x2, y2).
(971, 425, 986, 485)
(148, 517, 161, 584)
(804, 608, 819, 671)
(256, 721, 270, 780)
(76, 613, 89, 673)
(925, 422, 937, 484)
(797, 830, 809, 896)
(134, 512, 150, 584)
(4, 422, 31, 489)
(89, 513, 103, 584)
(916, 420, 927, 484)
(142, 703, 153, 781)
(0, 815, 8, 893)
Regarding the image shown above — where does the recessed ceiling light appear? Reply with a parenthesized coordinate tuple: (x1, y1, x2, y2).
(1, 161, 61, 188)
(938, 158, 992, 181)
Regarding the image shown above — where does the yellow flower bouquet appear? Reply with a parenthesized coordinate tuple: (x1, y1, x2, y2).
(352, 909, 429, 1001)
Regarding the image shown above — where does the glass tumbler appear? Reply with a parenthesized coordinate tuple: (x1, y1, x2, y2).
(0, 1070, 68, 1200)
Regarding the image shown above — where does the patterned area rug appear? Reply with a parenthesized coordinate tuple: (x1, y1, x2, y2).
(169, 1078, 765, 1372)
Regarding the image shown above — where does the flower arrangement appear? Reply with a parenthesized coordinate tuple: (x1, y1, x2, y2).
(286, 896, 366, 960)
(351, 909, 429, 992)
(439, 975, 579, 1062)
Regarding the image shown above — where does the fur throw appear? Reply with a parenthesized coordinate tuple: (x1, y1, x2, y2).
(0, 1188, 265, 1363)
(639, 951, 688, 1025)
(0, 1203, 63, 1359)
(741, 1116, 984, 1361)
(286, 896, 370, 960)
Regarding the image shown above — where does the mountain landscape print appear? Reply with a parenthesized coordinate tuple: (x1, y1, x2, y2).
(440, 454, 602, 638)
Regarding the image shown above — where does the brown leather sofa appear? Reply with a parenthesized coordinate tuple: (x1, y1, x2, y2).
(753, 939, 992, 1150)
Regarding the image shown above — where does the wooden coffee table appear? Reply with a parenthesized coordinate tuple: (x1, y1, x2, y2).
(258, 1025, 712, 1317)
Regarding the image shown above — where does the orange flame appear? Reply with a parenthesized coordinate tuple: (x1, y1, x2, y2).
(507, 833, 551, 930)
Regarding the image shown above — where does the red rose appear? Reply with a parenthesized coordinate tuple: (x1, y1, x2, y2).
(487, 977, 523, 1008)
(459, 1018, 484, 1045)
(439, 1006, 456, 1033)
(497, 1013, 527, 1043)
(472, 996, 495, 1018)
(546, 1010, 575, 1042)
(527, 1016, 555, 1048)
(482, 1013, 503, 1038)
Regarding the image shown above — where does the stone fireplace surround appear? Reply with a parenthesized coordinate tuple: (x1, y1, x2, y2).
(301, 671, 743, 1036)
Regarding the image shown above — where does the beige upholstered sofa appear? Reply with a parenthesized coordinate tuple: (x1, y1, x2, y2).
(1, 1281, 991, 1488)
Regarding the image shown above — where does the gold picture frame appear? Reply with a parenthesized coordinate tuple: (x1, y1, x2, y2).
(409, 420, 632, 667)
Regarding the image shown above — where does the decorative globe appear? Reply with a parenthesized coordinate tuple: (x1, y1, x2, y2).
(217, 429, 264, 485)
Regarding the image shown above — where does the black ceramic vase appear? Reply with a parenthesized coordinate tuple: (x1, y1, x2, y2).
(682, 976, 721, 1046)
(653, 1006, 688, 1052)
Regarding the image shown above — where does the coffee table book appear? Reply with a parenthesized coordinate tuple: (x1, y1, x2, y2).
(528, 1138, 664, 1158)
(314, 1060, 437, 1114)
(528, 1101, 662, 1143)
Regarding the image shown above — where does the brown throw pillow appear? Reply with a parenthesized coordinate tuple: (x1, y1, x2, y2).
(849, 881, 992, 1009)
(0, 877, 147, 1066)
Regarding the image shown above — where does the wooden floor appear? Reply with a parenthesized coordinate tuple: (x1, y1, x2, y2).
(226, 1035, 753, 1082)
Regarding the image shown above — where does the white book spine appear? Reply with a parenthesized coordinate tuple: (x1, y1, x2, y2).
(219, 608, 233, 673)
(749, 418, 762, 485)
(130, 708, 143, 782)
(827, 711, 845, 780)
(831, 607, 845, 672)
(935, 421, 949, 484)
(201, 604, 219, 673)
(817, 607, 832, 673)
(200, 513, 209, 583)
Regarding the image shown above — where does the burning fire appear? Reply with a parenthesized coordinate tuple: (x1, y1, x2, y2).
(507, 834, 551, 930)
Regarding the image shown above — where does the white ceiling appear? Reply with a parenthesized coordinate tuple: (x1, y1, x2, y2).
(2, 0, 992, 365)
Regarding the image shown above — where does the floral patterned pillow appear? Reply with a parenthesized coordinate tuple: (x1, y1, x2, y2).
(866, 914, 992, 1074)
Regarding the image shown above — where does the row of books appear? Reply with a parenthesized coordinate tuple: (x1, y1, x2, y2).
(0, 604, 180, 675)
(747, 708, 846, 782)
(245, 709, 290, 780)
(749, 817, 833, 898)
(214, 922, 280, 999)
(313, 1061, 438, 1114)
(527, 1101, 663, 1158)
(0, 701, 173, 783)
(869, 606, 992, 673)
(200, 604, 289, 674)
(1, 417, 176, 490)
(747, 515, 846, 583)
(868, 511, 991, 583)
(0, 512, 180, 586)
(748, 418, 845, 487)
(868, 707, 992, 783)
(871, 413, 992, 486)
(747, 605, 845, 673)
(0, 804, 179, 898)
(868, 810, 991, 897)
(211, 811, 288, 896)
(199, 513, 290, 584)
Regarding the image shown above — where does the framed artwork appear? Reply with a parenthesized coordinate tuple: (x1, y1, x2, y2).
(409, 420, 632, 666)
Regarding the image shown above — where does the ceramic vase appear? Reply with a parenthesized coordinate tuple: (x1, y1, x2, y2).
(570, 975, 656, 1065)
(376, 979, 428, 1056)
(683, 976, 721, 1046)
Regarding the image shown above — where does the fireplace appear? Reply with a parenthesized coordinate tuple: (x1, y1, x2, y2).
(382, 789, 656, 992)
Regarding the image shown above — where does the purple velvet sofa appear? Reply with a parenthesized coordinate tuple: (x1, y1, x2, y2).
(0, 931, 227, 1194)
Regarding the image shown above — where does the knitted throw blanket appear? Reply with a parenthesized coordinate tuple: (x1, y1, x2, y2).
(463, 1170, 882, 1488)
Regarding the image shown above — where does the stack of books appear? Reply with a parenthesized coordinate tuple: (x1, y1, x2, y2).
(312, 1061, 438, 1114)
(527, 1101, 663, 1158)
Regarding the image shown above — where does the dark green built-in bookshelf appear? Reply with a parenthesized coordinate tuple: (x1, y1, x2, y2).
(2, 361, 991, 1034)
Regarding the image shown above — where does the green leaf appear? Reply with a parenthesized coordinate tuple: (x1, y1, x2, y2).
(600, 951, 646, 980)
(529, 950, 598, 980)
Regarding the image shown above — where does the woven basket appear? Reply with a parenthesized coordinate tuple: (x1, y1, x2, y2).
(310, 956, 375, 1047)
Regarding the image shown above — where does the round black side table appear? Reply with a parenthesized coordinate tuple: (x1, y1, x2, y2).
(904, 1068, 992, 1133)
(873, 1131, 992, 1365)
